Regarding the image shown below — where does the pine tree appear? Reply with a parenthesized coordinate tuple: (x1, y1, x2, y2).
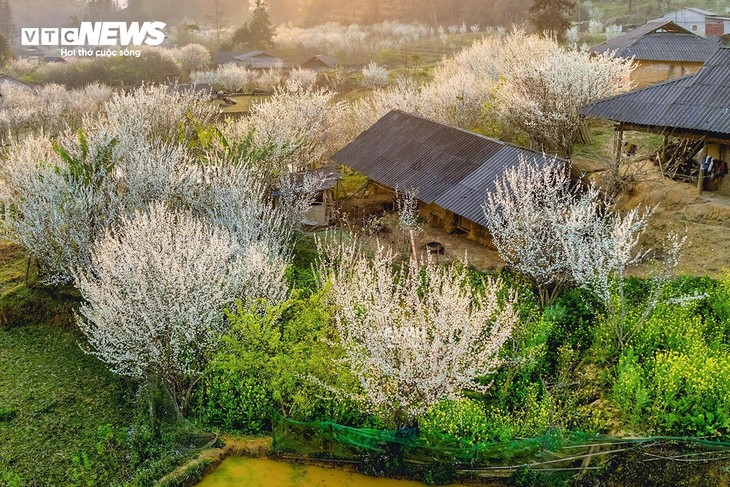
(0, 0, 16, 42)
(529, 0, 575, 43)
(0, 30, 14, 68)
(232, 0, 274, 50)
(248, 0, 274, 49)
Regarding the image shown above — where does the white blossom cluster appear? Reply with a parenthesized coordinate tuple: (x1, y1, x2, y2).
(193, 65, 319, 95)
(170, 43, 212, 74)
(343, 29, 631, 154)
(274, 21, 433, 60)
(494, 30, 633, 157)
(360, 62, 390, 89)
(74, 202, 286, 413)
(482, 157, 673, 308)
(223, 86, 346, 172)
(0, 83, 112, 138)
(319, 243, 518, 426)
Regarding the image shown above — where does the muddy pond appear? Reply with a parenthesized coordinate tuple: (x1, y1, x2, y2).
(195, 457, 470, 487)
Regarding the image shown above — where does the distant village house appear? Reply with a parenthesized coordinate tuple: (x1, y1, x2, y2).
(234, 51, 292, 70)
(651, 7, 730, 37)
(301, 54, 338, 72)
(589, 21, 719, 87)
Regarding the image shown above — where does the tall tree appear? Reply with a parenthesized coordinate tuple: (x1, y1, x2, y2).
(0, 30, 13, 68)
(529, 0, 575, 43)
(248, 0, 274, 49)
(232, 0, 274, 50)
(0, 0, 16, 42)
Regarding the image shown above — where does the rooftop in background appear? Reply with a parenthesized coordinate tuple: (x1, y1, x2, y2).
(301, 54, 338, 71)
(0, 75, 35, 92)
(332, 110, 566, 227)
(589, 21, 719, 62)
(581, 48, 730, 139)
(235, 51, 293, 70)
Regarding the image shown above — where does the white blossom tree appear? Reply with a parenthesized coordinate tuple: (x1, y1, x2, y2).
(74, 202, 288, 414)
(495, 30, 633, 157)
(224, 86, 345, 172)
(361, 62, 389, 89)
(483, 157, 677, 314)
(319, 243, 518, 427)
(173, 43, 212, 76)
(483, 156, 578, 305)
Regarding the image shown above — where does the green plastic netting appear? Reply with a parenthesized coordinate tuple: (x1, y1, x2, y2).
(272, 413, 730, 476)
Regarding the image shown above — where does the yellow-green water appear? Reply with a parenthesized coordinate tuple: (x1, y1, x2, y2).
(195, 457, 468, 487)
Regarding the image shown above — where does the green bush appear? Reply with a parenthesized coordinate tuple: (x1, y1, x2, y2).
(612, 281, 730, 436)
(195, 292, 374, 434)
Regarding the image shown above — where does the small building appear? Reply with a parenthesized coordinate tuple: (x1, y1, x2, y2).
(234, 51, 290, 70)
(651, 7, 730, 37)
(332, 110, 567, 245)
(301, 54, 338, 72)
(0, 75, 34, 92)
(581, 48, 730, 195)
(589, 21, 719, 87)
(212, 51, 238, 66)
(43, 56, 67, 64)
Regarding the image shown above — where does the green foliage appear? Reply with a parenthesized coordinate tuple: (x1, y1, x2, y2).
(195, 291, 372, 434)
(611, 276, 730, 436)
(0, 30, 13, 69)
(232, 0, 274, 50)
(529, 0, 576, 43)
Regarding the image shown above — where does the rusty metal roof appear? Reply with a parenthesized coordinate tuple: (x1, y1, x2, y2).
(581, 48, 730, 138)
(332, 110, 565, 227)
(589, 21, 719, 62)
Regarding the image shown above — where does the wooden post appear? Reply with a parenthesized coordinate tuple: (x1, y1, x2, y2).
(660, 135, 669, 175)
(698, 167, 705, 194)
(698, 137, 708, 195)
(615, 123, 624, 164)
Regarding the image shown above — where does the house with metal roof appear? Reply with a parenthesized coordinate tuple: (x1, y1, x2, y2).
(332, 110, 567, 244)
(581, 48, 730, 194)
(301, 55, 338, 72)
(589, 21, 719, 87)
(234, 51, 292, 70)
(0, 75, 34, 92)
(651, 7, 730, 37)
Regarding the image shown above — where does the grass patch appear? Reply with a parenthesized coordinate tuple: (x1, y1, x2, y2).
(0, 240, 211, 485)
(0, 324, 136, 485)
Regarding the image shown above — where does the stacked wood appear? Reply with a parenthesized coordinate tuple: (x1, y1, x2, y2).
(654, 139, 703, 181)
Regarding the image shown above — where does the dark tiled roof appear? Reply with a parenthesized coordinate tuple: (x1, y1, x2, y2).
(235, 51, 277, 61)
(590, 21, 718, 62)
(332, 110, 566, 227)
(212, 51, 238, 65)
(302, 54, 338, 69)
(581, 48, 730, 137)
(0, 75, 35, 91)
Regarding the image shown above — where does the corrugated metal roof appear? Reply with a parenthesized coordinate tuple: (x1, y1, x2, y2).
(581, 48, 730, 137)
(590, 21, 719, 62)
(302, 55, 338, 70)
(332, 111, 566, 227)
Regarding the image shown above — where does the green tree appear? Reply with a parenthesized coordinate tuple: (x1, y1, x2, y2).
(233, 0, 274, 50)
(0, 31, 13, 68)
(0, 0, 15, 41)
(529, 0, 576, 43)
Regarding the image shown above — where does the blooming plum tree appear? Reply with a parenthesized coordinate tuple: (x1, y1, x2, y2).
(319, 243, 518, 427)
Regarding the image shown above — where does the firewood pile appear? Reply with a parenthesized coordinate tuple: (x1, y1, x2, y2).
(653, 139, 703, 181)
